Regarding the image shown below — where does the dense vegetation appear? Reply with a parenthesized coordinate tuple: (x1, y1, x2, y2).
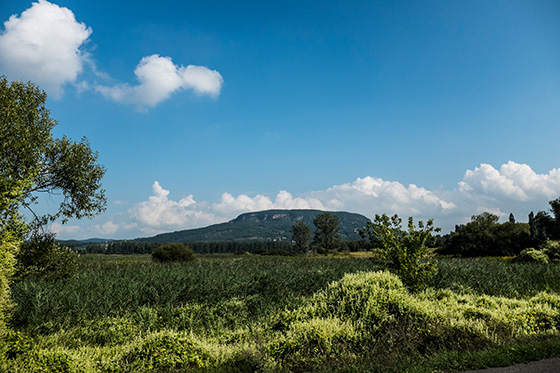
(3, 254, 560, 372)
(439, 198, 560, 257)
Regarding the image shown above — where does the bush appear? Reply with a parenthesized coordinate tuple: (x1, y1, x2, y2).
(513, 248, 549, 264)
(152, 243, 195, 263)
(15, 233, 78, 281)
(543, 241, 560, 263)
(359, 214, 439, 291)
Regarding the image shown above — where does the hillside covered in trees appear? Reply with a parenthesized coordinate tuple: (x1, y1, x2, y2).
(136, 209, 369, 243)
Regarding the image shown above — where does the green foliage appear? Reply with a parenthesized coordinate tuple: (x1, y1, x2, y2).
(441, 212, 532, 257)
(110, 334, 207, 371)
(0, 225, 23, 337)
(16, 233, 79, 281)
(291, 220, 312, 253)
(514, 248, 550, 264)
(432, 258, 560, 298)
(0, 76, 106, 227)
(359, 214, 439, 291)
(151, 243, 195, 263)
(272, 270, 560, 371)
(312, 212, 341, 254)
(6, 255, 560, 372)
(529, 211, 555, 241)
(544, 242, 560, 263)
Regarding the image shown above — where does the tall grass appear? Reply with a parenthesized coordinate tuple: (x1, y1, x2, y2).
(4, 255, 560, 372)
(9, 254, 377, 334)
(432, 258, 560, 298)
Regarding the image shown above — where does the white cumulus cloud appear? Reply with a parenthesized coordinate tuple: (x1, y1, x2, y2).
(312, 176, 456, 217)
(49, 222, 80, 236)
(94, 220, 119, 236)
(213, 191, 324, 215)
(129, 181, 218, 234)
(96, 55, 223, 108)
(459, 161, 560, 201)
(0, 2, 223, 107)
(59, 162, 560, 240)
(0, 0, 92, 98)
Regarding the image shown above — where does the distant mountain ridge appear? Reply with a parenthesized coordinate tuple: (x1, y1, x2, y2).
(137, 209, 371, 243)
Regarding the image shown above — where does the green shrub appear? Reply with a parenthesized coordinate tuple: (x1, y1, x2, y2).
(15, 233, 78, 281)
(151, 243, 195, 263)
(513, 248, 549, 264)
(0, 230, 21, 338)
(113, 334, 207, 371)
(359, 214, 439, 291)
(544, 242, 560, 263)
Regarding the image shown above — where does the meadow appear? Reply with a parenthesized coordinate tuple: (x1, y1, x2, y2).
(3, 254, 560, 372)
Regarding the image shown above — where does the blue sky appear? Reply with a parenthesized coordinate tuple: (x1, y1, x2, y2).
(1, 0, 560, 239)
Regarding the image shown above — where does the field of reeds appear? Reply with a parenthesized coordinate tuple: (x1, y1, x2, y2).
(3, 254, 560, 372)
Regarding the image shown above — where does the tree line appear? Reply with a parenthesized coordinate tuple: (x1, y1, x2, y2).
(437, 197, 560, 257)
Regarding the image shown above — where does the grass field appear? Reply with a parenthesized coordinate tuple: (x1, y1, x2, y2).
(3, 254, 560, 372)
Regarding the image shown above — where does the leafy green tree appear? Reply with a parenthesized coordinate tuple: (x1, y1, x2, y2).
(359, 214, 439, 291)
(529, 210, 554, 242)
(312, 212, 341, 254)
(549, 197, 560, 239)
(1, 76, 106, 226)
(0, 77, 106, 330)
(441, 212, 532, 257)
(441, 212, 499, 257)
(15, 233, 79, 281)
(152, 243, 196, 263)
(291, 220, 312, 253)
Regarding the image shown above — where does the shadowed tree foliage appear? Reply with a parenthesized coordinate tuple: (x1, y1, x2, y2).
(440, 212, 532, 257)
(312, 212, 341, 254)
(291, 220, 312, 253)
(549, 197, 560, 239)
(15, 233, 79, 281)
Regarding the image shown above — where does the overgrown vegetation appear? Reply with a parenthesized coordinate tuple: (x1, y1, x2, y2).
(4, 254, 560, 372)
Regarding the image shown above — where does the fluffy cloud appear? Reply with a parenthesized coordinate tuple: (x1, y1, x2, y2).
(313, 176, 456, 217)
(94, 221, 119, 236)
(459, 162, 560, 201)
(57, 162, 560, 239)
(96, 55, 223, 108)
(0, 0, 92, 98)
(0, 2, 223, 107)
(213, 190, 324, 215)
(120, 162, 560, 236)
(49, 222, 81, 236)
(130, 181, 218, 234)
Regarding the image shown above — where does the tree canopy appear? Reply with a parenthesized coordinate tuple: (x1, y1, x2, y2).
(312, 212, 341, 254)
(0, 76, 106, 228)
(291, 220, 312, 253)
(440, 212, 532, 257)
